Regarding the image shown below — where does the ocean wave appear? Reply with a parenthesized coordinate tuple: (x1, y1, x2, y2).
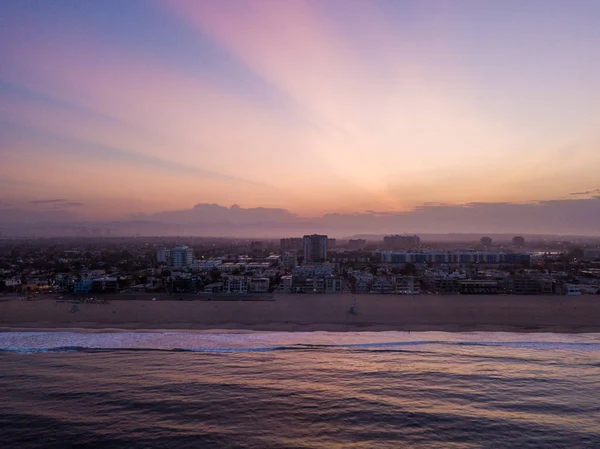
(2, 338, 600, 354)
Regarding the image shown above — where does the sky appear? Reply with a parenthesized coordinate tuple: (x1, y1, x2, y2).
(1, 0, 600, 234)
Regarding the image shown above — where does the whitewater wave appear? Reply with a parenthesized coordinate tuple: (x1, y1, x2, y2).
(2, 331, 600, 354)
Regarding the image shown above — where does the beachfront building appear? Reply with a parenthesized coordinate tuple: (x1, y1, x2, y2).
(457, 280, 500, 294)
(170, 246, 194, 268)
(224, 276, 248, 294)
(204, 282, 224, 294)
(505, 278, 552, 295)
(303, 234, 328, 263)
(281, 275, 294, 293)
(368, 276, 394, 294)
(249, 277, 270, 293)
(564, 284, 582, 295)
(325, 276, 343, 293)
(90, 277, 118, 293)
(73, 278, 93, 294)
(280, 274, 343, 293)
(380, 250, 530, 266)
(395, 276, 420, 295)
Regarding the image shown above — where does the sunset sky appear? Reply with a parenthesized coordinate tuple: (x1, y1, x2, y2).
(1, 0, 600, 223)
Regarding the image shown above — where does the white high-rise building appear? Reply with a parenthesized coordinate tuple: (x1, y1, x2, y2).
(303, 234, 328, 263)
(170, 246, 194, 268)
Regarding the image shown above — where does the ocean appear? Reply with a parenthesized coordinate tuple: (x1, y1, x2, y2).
(1, 331, 599, 448)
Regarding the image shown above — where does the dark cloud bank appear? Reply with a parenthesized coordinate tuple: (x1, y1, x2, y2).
(1, 197, 599, 237)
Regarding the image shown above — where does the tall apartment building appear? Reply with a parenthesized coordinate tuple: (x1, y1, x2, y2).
(383, 234, 421, 249)
(512, 236, 525, 247)
(280, 237, 303, 252)
(170, 246, 194, 268)
(303, 234, 328, 262)
(348, 239, 367, 250)
(250, 241, 263, 255)
(156, 248, 170, 265)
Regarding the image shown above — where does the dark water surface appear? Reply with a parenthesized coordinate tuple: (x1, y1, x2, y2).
(1, 331, 599, 448)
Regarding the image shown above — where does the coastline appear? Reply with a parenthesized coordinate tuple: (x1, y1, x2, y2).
(2, 294, 600, 333)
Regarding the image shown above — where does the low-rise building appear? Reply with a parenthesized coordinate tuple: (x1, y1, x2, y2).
(458, 280, 499, 294)
(249, 277, 270, 293)
(224, 276, 247, 294)
(395, 276, 420, 294)
(73, 278, 93, 294)
(204, 282, 224, 294)
(583, 248, 600, 261)
(325, 276, 343, 293)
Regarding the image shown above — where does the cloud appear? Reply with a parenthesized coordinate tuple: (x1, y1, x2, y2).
(0, 205, 79, 224)
(28, 199, 85, 208)
(137, 203, 301, 224)
(29, 199, 67, 204)
(2, 196, 600, 236)
(570, 189, 600, 196)
(116, 197, 600, 236)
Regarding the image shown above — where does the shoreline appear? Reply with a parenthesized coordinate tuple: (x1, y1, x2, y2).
(2, 326, 600, 335)
(2, 294, 600, 334)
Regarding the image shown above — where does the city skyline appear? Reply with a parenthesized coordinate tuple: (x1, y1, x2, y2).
(2, 1, 600, 231)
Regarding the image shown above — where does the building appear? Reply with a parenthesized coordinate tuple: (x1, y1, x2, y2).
(383, 234, 420, 249)
(280, 238, 303, 252)
(73, 278, 93, 294)
(204, 282, 224, 294)
(281, 254, 298, 269)
(281, 275, 294, 293)
(90, 277, 118, 293)
(249, 277, 270, 293)
(348, 239, 367, 250)
(480, 237, 492, 247)
(292, 264, 333, 277)
(224, 276, 247, 294)
(170, 246, 194, 268)
(583, 248, 600, 260)
(303, 234, 328, 262)
(250, 241, 263, 255)
(190, 259, 222, 271)
(325, 276, 343, 293)
(395, 276, 420, 294)
(381, 250, 530, 266)
(458, 280, 499, 294)
(327, 238, 337, 248)
(371, 276, 395, 294)
(506, 278, 543, 295)
(280, 274, 342, 293)
(563, 284, 581, 296)
(156, 248, 170, 265)
(512, 236, 525, 247)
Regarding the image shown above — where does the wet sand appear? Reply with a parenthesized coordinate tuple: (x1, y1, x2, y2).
(1, 294, 599, 333)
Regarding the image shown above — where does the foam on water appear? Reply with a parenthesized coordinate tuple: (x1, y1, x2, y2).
(2, 331, 600, 354)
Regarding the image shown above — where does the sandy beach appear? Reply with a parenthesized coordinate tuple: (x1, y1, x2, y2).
(1, 294, 600, 333)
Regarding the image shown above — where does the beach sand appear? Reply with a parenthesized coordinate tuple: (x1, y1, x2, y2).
(1, 294, 600, 333)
